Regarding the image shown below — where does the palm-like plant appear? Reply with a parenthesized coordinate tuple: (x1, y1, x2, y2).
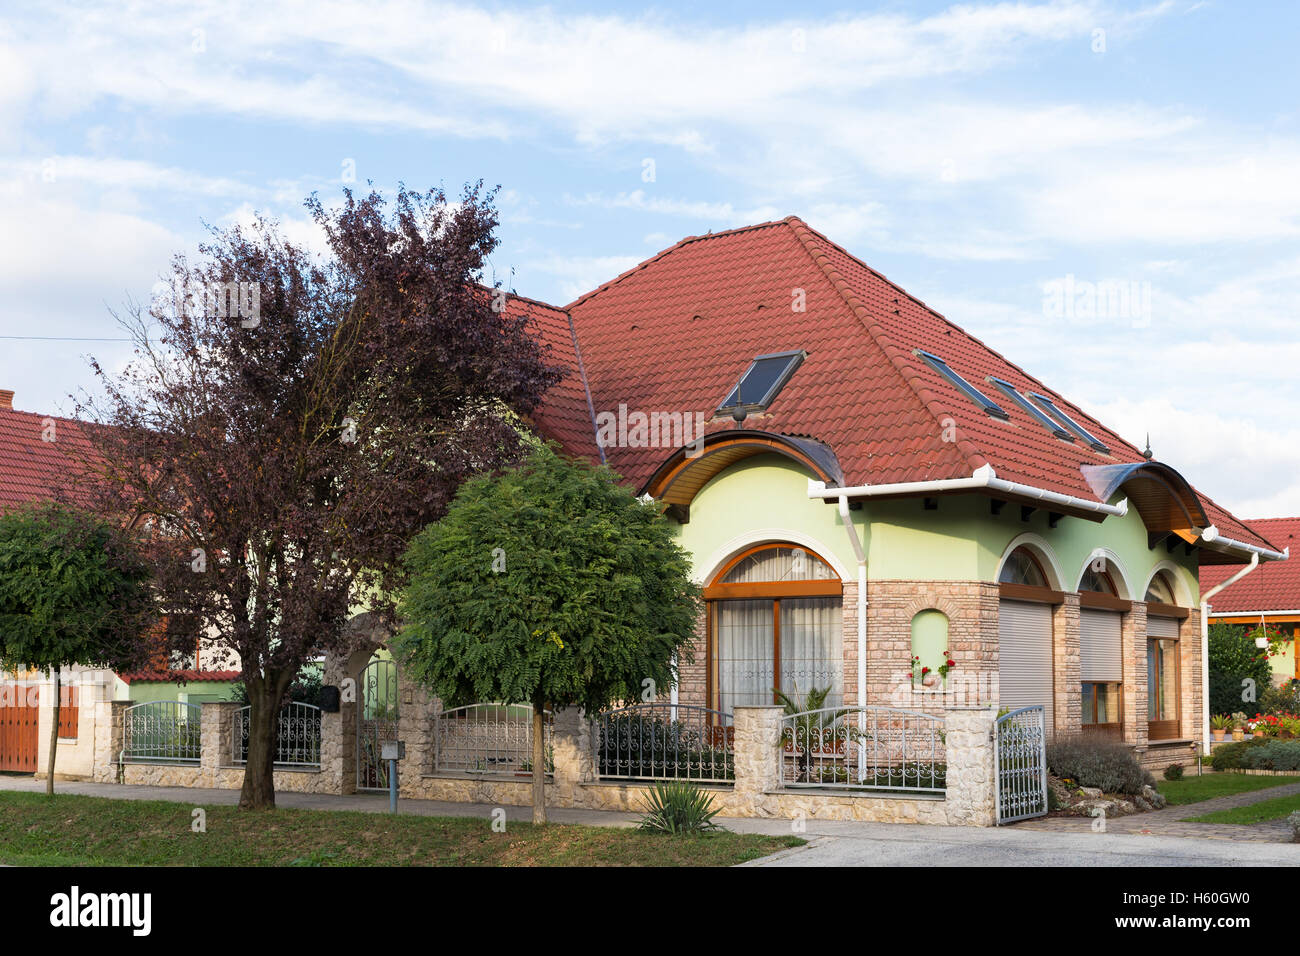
(774, 685, 856, 783)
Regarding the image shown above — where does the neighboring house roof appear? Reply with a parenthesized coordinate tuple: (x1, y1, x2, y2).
(1202, 517, 1300, 613)
(526, 216, 1279, 563)
(0, 394, 98, 510)
(117, 670, 241, 684)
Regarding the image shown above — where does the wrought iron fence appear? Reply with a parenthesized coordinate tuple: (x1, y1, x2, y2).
(596, 703, 735, 783)
(432, 703, 553, 776)
(779, 706, 945, 792)
(233, 702, 323, 768)
(122, 700, 202, 764)
(995, 705, 1048, 823)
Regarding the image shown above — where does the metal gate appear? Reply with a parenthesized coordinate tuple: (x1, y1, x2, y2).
(0, 682, 39, 773)
(994, 705, 1048, 824)
(356, 656, 399, 791)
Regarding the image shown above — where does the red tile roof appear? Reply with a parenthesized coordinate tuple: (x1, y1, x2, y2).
(1202, 518, 1300, 612)
(527, 216, 1277, 559)
(0, 405, 99, 511)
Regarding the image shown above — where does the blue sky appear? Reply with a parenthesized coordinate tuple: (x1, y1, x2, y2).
(3, 0, 1299, 518)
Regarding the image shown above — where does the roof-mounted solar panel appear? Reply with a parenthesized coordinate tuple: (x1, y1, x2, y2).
(987, 377, 1072, 441)
(717, 350, 806, 414)
(1028, 393, 1110, 453)
(913, 350, 1008, 420)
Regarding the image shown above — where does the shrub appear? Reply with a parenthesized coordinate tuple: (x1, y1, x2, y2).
(638, 781, 723, 835)
(1209, 737, 1272, 770)
(1047, 737, 1150, 795)
(1259, 681, 1300, 718)
(1163, 764, 1184, 781)
(1239, 740, 1300, 772)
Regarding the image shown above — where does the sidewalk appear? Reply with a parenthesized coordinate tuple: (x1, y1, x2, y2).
(1, 776, 1297, 866)
(1014, 781, 1300, 843)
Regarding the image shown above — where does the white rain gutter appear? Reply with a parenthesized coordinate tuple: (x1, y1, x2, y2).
(1200, 552, 1262, 757)
(808, 464, 1129, 518)
(1199, 525, 1289, 562)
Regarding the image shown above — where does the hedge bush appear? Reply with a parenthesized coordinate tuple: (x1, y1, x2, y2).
(1239, 740, 1300, 772)
(1209, 737, 1271, 769)
(1047, 737, 1153, 795)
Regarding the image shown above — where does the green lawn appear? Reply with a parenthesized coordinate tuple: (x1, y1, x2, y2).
(1183, 793, 1300, 825)
(1156, 773, 1300, 806)
(0, 791, 802, 866)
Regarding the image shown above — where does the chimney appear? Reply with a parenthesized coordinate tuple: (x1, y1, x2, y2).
(0, 390, 12, 410)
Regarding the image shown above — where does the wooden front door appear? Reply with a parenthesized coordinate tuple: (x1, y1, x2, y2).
(0, 683, 39, 773)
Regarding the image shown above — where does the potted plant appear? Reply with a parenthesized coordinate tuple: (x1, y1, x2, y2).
(1231, 711, 1248, 741)
(1210, 714, 1231, 741)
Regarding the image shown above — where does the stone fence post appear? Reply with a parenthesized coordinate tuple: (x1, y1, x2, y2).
(733, 706, 783, 797)
(551, 707, 594, 805)
(944, 706, 997, 826)
(92, 700, 129, 783)
(203, 701, 242, 775)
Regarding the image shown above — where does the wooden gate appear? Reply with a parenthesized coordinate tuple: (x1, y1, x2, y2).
(0, 683, 39, 773)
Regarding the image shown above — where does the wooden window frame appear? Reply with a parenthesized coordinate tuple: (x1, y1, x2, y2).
(705, 545, 844, 711)
(1081, 681, 1124, 739)
(1147, 629, 1181, 741)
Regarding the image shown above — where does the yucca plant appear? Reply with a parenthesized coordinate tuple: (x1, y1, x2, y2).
(638, 781, 723, 835)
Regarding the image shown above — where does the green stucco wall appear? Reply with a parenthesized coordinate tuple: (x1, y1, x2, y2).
(673, 453, 1201, 601)
(126, 680, 240, 705)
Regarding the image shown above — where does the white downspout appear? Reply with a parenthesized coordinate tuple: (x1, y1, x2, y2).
(1200, 552, 1260, 755)
(837, 495, 868, 711)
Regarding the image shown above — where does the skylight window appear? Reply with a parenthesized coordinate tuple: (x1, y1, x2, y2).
(987, 378, 1072, 441)
(913, 350, 1008, 420)
(1027, 393, 1110, 453)
(717, 350, 806, 414)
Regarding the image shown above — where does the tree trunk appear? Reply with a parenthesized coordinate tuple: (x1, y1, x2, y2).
(532, 703, 546, 825)
(45, 671, 59, 796)
(239, 682, 279, 810)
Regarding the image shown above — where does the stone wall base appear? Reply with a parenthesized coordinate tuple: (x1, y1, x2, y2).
(401, 774, 957, 825)
(117, 762, 330, 793)
(1135, 742, 1199, 773)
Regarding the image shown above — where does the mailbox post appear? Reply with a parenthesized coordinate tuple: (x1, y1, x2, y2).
(381, 741, 406, 813)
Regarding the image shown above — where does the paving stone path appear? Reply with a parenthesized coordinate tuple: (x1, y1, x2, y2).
(1015, 780, 1300, 842)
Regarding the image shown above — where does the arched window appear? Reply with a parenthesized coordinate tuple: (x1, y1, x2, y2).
(1145, 571, 1183, 740)
(999, 547, 1048, 587)
(1145, 571, 1177, 606)
(1078, 566, 1117, 595)
(706, 545, 843, 713)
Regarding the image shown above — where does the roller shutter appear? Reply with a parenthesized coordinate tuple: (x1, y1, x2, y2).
(998, 599, 1054, 734)
(1146, 615, 1179, 640)
(1080, 609, 1123, 682)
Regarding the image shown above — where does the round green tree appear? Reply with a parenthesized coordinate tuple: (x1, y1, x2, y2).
(1208, 620, 1273, 717)
(395, 444, 702, 823)
(0, 502, 155, 793)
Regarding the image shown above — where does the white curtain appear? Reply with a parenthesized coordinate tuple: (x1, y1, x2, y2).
(779, 598, 843, 706)
(715, 600, 774, 712)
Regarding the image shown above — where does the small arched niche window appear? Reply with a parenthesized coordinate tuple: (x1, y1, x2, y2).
(999, 547, 1048, 587)
(910, 610, 949, 687)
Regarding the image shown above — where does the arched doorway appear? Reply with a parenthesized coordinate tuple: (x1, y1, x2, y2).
(356, 651, 399, 791)
(704, 544, 843, 712)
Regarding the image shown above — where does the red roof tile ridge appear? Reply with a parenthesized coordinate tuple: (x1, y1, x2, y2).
(562, 219, 791, 311)
(783, 216, 988, 477)
(1201, 490, 1285, 552)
